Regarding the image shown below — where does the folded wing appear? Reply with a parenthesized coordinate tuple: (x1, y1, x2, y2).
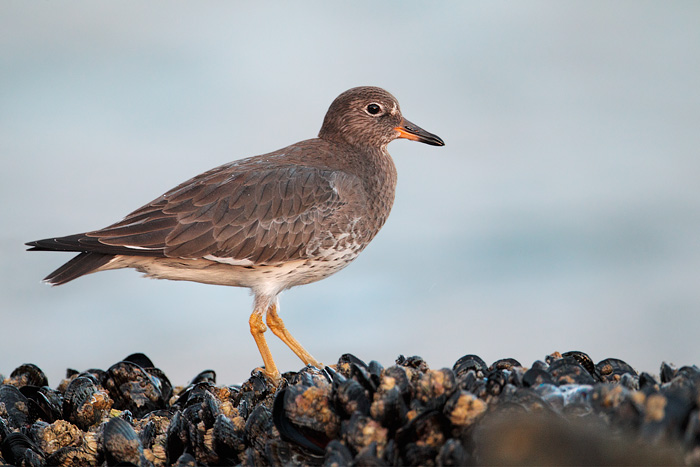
(28, 162, 366, 268)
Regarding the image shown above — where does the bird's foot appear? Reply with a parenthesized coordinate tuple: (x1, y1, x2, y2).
(254, 366, 282, 387)
(310, 361, 325, 370)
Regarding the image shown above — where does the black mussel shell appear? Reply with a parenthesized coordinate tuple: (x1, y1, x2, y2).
(0, 416, 10, 441)
(272, 381, 339, 455)
(189, 369, 217, 386)
(283, 364, 331, 386)
(684, 409, 700, 448)
(324, 439, 354, 465)
(172, 381, 212, 410)
(342, 361, 377, 394)
(396, 355, 429, 372)
(443, 390, 488, 427)
(123, 353, 155, 369)
(1, 353, 699, 466)
(9, 364, 49, 388)
(590, 384, 643, 430)
(501, 387, 556, 415)
(370, 384, 408, 433)
(675, 366, 700, 384)
(337, 354, 369, 370)
(436, 438, 472, 466)
(135, 409, 176, 454)
(341, 412, 389, 459)
(562, 351, 598, 378)
(144, 367, 173, 403)
(411, 368, 457, 413)
(234, 370, 274, 414)
(244, 405, 276, 459)
(63, 376, 112, 430)
(103, 361, 166, 418)
(382, 366, 412, 403)
(547, 357, 597, 385)
(596, 358, 637, 382)
(490, 358, 522, 371)
(453, 354, 488, 377)
(332, 375, 371, 418)
(138, 419, 157, 452)
(639, 372, 660, 391)
(79, 369, 106, 384)
(660, 362, 677, 383)
(620, 373, 639, 390)
(165, 411, 188, 464)
(172, 451, 197, 467)
(522, 368, 554, 387)
(531, 360, 549, 370)
(182, 385, 221, 429)
(485, 369, 508, 397)
(368, 360, 384, 380)
(180, 389, 222, 465)
(114, 355, 173, 405)
(353, 441, 387, 466)
(1, 432, 45, 467)
(212, 413, 244, 465)
(395, 410, 451, 465)
(19, 386, 63, 423)
(334, 357, 383, 389)
(0, 384, 35, 428)
(102, 417, 150, 466)
(336, 354, 371, 380)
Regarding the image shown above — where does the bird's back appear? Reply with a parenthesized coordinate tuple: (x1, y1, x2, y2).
(27, 137, 397, 289)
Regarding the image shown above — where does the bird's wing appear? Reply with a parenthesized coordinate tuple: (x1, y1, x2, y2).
(78, 162, 366, 265)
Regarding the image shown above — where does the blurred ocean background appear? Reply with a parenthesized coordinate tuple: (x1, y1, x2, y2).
(1, 2, 699, 386)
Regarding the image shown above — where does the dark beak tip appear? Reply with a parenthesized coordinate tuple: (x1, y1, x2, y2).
(431, 136, 445, 147)
(397, 121, 445, 147)
(419, 133, 445, 147)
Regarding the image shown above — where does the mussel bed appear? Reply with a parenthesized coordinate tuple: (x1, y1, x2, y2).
(1, 351, 698, 466)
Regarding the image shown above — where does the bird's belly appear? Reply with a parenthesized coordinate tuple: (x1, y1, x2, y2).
(101, 250, 359, 296)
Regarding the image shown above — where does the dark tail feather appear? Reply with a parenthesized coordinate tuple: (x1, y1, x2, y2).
(26, 235, 88, 252)
(42, 252, 114, 285)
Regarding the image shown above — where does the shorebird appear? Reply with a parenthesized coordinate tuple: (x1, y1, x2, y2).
(27, 86, 445, 383)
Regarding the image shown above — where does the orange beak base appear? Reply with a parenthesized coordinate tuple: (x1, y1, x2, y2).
(394, 119, 445, 146)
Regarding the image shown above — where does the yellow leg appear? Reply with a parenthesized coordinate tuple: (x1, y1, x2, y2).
(248, 310, 281, 384)
(266, 303, 322, 368)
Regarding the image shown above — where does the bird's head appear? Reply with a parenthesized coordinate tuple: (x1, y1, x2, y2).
(319, 86, 445, 150)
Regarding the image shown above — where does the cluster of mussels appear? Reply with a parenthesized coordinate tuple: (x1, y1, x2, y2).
(0, 351, 698, 466)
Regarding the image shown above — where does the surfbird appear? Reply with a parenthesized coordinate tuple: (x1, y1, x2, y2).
(26, 86, 445, 383)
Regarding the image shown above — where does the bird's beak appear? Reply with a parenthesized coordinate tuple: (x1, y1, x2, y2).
(395, 118, 445, 146)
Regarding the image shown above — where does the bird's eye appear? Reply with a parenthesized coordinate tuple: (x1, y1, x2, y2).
(366, 103, 382, 115)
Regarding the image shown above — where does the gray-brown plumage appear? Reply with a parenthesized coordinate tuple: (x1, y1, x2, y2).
(27, 86, 444, 382)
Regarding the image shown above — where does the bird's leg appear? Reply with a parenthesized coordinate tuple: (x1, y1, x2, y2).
(248, 309, 281, 384)
(266, 303, 323, 368)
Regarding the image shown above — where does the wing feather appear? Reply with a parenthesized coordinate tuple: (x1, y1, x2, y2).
(67, 161, 368, 264)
